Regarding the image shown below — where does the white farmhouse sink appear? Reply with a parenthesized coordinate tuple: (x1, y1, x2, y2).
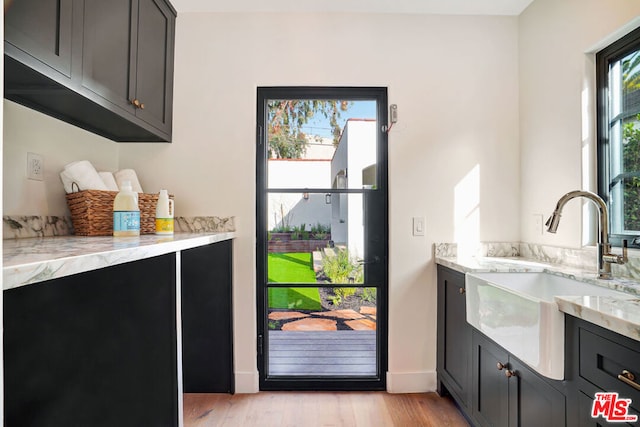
(465, 271, 629, 380)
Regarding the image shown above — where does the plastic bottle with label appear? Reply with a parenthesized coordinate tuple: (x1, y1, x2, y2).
(155, 189, 174, 235)
(113, 180, 140, 237)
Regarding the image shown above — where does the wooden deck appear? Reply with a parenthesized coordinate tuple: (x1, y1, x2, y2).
(268, 330, 377, 376)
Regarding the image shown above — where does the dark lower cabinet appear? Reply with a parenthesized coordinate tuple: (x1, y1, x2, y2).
(4, 240, 235, 425)
(472, 330, 566, 427)
(508, 355, 567, 426)
(472, 331, 510, 427)
(181, 240, 234, 393)
(437, 266, 567, 427)
(567, 316, 640, 427)
(4, 254, 179, 427)
(438, 265, 640, 427)
(437, 265, 471, 412)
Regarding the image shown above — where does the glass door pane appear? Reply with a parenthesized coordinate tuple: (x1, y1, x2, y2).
(267, 100, 378, 190)
(257, 87, 388, 390)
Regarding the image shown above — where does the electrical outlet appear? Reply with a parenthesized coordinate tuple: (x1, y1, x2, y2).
(27, 152, 44, 181)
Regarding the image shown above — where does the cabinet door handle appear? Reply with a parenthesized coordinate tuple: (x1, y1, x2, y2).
(618, 370, 640, 391)
(459, 287, 465, 295)
(131, 99, 144, 109)
(505, 369, 517, 378)
(497, 362, 506, 370)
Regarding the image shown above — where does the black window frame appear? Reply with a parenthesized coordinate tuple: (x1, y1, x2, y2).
(597, 26, 640, 248)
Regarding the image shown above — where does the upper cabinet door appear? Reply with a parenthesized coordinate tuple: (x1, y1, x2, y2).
(134, 0, 175, 135)
(81, 0, 175, 136)
(5, 0, 74, 78)
(4, 0, 176, 142)
(82, 0, 137, 113)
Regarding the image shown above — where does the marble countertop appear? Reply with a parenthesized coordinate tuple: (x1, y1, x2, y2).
(437, 255, 640, 342)
(3, 232, 236, 291)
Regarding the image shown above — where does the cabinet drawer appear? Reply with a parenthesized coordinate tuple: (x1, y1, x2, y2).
(579, 328, 640, 410)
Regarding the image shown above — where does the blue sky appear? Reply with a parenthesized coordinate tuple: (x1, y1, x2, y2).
(301, 100, 377, 138)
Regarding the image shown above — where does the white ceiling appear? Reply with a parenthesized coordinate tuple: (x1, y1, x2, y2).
(171, 0, 535, 16)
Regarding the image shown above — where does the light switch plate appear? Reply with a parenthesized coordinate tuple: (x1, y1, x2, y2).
(413, 216, 425, 236)
(533, 214, 544, 236)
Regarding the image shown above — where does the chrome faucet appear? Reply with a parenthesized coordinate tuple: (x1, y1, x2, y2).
(545, 190, 627, 279)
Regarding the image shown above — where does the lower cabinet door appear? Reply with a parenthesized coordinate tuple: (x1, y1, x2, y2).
(4, 254, 179, 426)
(473, 331, 510, 427)
(181, 240, 234, 393)
(437, 266, 471, 408)
(508, 358, 566, 427)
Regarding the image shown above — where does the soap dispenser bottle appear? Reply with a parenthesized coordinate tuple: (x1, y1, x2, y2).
(155, 189, 174, 235)
(113, 180, 140, 237)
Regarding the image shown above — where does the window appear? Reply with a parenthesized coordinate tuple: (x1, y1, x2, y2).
(597, 26, 640, 247)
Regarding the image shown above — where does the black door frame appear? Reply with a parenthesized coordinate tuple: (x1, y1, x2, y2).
(256, 86, 389, 391)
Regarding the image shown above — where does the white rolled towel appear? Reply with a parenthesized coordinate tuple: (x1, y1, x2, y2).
(98, 171, 119, 191)
(113, 169, 144, 193)
(59, 170, 75, 194)
(60, 160, 108, 193)
(114, 169, 143, 193)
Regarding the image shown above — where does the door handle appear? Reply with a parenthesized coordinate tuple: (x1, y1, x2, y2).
(358, 256, 380, 265)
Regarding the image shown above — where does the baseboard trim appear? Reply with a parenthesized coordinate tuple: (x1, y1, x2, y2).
(386, 370, 437, 393)
(234, 371, 259, 393)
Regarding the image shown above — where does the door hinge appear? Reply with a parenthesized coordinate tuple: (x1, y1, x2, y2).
(257, 334, 263, 356)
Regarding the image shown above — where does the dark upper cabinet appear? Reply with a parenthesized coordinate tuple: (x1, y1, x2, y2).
(4, 0, 176, 142)
(81, 0, 134, 113)
(4, 0, 74, 79)
(82, 0, 175, 136)
(134, 0, 175, 133)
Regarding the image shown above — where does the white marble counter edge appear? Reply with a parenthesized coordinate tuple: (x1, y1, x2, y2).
(555, 295, 640, 342)
(436, 255, 640, 342)
(3, 232, 236, 291)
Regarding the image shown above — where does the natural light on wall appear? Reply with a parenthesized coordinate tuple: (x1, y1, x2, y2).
(454, 164, 480, 258)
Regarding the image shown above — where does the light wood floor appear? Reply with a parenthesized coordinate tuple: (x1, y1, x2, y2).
(184, 392, 469, 427)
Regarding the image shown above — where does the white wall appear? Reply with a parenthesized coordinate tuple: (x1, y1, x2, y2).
(519, 0, 640, 248)
(119, 12, 521, 393)
(3, 101, 119, 216)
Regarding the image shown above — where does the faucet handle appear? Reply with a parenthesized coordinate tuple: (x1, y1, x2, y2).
(603, 239, 628, 265)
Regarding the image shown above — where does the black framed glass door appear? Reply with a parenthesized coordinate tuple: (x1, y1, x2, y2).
(256, 87, 388, 390)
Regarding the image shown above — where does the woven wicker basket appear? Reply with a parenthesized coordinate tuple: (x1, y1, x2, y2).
(66, 189, 172, 236)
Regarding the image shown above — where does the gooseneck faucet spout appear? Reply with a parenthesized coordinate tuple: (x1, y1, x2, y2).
(545, 190, 627, 279)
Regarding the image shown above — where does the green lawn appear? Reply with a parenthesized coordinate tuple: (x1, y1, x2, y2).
(268, 252, 321, 310)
